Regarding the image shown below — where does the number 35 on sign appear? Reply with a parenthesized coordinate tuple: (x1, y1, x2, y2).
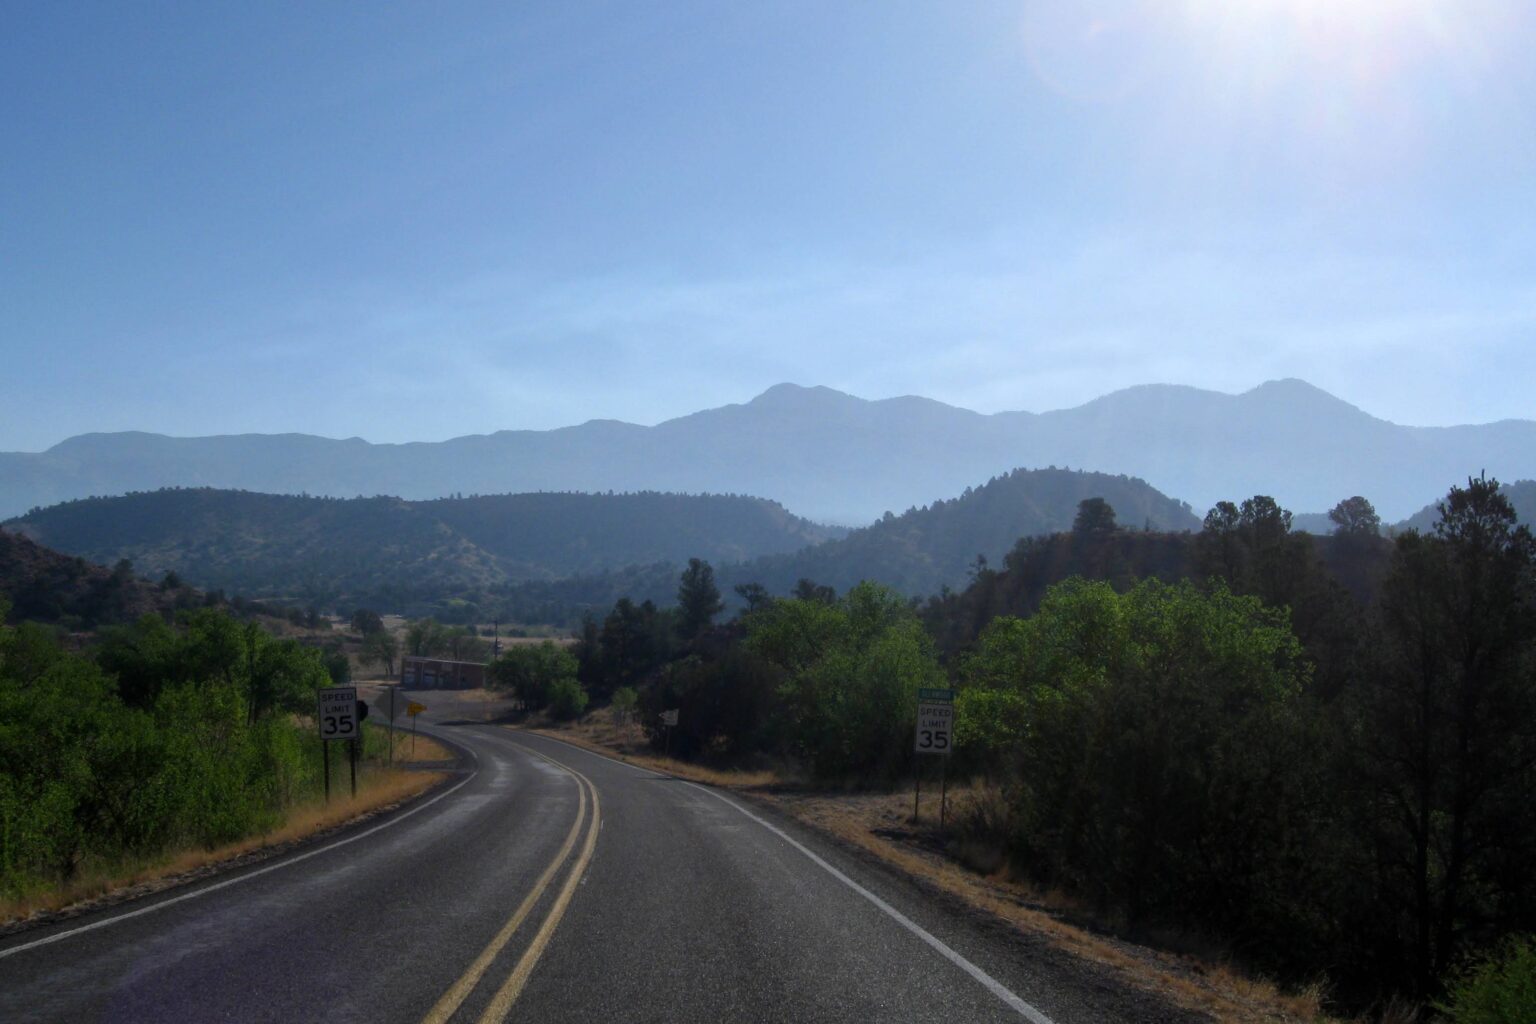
(317, 686, 359, 741)
(915, 702, 953, 754)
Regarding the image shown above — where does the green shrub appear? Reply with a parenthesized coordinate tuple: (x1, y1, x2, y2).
(548, 677, 589, 721)
(1439, 938, 1536, 1023)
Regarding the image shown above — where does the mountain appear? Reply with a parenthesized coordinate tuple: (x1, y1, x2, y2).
(0, 528, 179, 628)
(3, 488, 840, 608)
(3, 380, 1531, 524)
(715, 467, 1201, 599)
(1396, 479, 1536, 535)
(482, 468, 1204, 623)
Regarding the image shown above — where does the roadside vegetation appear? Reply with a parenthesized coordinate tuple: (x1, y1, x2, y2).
(0, 604, 441, 922)
(509, 478, 1536, 1021)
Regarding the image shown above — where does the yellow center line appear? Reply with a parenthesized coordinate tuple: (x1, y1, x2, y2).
(420, 772, 588, 1024)
(476, 751, 603, 1024)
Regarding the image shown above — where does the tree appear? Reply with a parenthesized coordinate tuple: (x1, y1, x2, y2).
(676, 558, 723, 642)
(488, 641, 580, 712)
(749, 581, 943, 779)
(792, 578, 837, 605)
(405, 618, 449, 657)
(1072, 497, 1118, 537)
(1357, 477, 1536, 995)
(733, 582, 772, 615)
(547, 677, 589, 720)
(609, 686, 639, 726)
(1329, 496, 1381, 538)
(361, 629, 399, 678)
(349, 609, 385, 636)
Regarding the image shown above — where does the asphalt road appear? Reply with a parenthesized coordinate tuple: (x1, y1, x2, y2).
(0, 695, 1201, 1023)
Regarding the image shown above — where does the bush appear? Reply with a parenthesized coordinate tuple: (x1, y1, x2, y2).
(548, 678, 589, 721)
(1439, 938, 1536, 1023)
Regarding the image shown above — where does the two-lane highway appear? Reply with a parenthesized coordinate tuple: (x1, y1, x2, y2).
(0, 698, 1199, 1023)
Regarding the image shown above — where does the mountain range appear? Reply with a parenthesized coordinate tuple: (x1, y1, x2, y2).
(3, 469, 1199, 619)
(4, 489, 837, 607)
(3, 380, 1531, 524)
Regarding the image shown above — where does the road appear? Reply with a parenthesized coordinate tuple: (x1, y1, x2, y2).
(0, 694, 1199, 1023)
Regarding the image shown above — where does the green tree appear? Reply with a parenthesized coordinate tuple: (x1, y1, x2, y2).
(488, 641, 580, 712)
(405, 618, 449, 657)
(749, 581, 942, 779)
(547, 677, 589, 721)
(676, 558, 723, 642)
(1438, 937, 1536, 1024)
(1356, 477, 1536, 995)
(360, 629, 399, 678)
(1329, 495, 1381, 537)
(733, 582, 772, 615)
(609, 686, 639, 726)
(957, 577, 1312, 933)
(349, 608, 385, 636)
(1072, 497, 1118, 537)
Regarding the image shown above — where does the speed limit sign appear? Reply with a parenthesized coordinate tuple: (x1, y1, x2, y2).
(317, 687, 359, 741)
(915, 701, 954, 754)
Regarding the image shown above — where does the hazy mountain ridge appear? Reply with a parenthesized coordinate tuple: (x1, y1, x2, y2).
(713, 467, 1201, 599)
(3, 380, 1531, 524)
(4, 488, 841, 606)
(1396, 479, 1536, 535)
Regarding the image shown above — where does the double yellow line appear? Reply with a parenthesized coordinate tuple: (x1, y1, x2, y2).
(422, 750, 601, 1024)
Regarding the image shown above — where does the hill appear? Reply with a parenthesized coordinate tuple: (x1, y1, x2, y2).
(4, 488, 841, 612)
(2, 380, 1531, 524)
(716, 467, 1200, 598)
(1396, 479, 1536, 534)
(0, 528, 181, 628)
(484, 468, 1202, 623)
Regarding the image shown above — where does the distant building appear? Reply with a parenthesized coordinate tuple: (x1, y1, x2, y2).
(401, 655, 487, 690)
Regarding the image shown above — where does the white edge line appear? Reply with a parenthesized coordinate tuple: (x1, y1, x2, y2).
(682, 781, 1058, 1024)
(514, 729, 1055, 1022)
(0, 741, 480, 960)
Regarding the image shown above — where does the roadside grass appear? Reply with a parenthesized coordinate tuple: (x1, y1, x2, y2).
(532, 718, 1339, 1024)
(0, 723, 451, 928)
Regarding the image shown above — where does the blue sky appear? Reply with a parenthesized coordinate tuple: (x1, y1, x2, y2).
(4, 1, 1534, 450)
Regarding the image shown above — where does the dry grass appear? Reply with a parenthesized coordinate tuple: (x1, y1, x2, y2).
(382, 727, 454, 764)
(0, 764, 447, 928)
(527, 718, 781, 789)
(533, 719, 1343, 1024)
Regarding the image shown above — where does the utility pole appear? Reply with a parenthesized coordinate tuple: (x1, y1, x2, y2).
(492, 619, 501, 660)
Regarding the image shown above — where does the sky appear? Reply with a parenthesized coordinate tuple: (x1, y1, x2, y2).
(4, 0, 1535, 451)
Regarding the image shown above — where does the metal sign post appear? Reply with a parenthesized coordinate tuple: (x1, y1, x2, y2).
(407, 701, 426, 757)
(317, 686, 359, 803)
(913, 688, 955, 825)
(386, 685, 398, 767)
(660, 708, 679, 759)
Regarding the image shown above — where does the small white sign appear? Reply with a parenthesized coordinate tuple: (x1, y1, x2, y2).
(660, 709, 680, 727)
(915, 702, 953, 754)
(317, 686, 359, 741)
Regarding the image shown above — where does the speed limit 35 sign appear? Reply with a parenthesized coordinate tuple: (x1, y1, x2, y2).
(317, 686, 359, 741)
(915, 701, 954, 754)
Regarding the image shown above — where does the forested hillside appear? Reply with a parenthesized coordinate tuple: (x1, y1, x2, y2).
(5, 489, 841, 614)
(546, 477, 1535, 1014)
(0, 528, 190, 628)
(717, 467, 1200, 598)
(455, 469, 1203, 625)
(1398, 477, 1536, 534)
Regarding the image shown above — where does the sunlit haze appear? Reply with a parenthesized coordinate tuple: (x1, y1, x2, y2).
(3, 1, 1533, 450)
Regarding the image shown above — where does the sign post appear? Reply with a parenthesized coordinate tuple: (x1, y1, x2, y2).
(407, 701, 427, 757)
(317, 686, 359, 803)
(386, 685, 399, 766)
(913, 688, 955, 824)
(660, 708, 679, 758)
